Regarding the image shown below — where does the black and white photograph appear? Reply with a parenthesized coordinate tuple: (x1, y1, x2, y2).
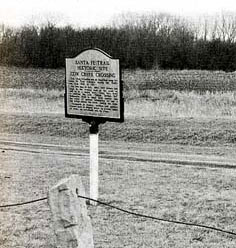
(0, 0, 236, 247)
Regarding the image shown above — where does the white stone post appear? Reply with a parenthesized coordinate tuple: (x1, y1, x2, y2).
(48, 175, 94, 248)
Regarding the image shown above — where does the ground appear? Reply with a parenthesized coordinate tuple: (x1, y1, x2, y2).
(0, 122, 236, 247)
(0, 67, 236, 247)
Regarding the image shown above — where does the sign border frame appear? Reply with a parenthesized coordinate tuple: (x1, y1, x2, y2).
(65, 47, 124, 124)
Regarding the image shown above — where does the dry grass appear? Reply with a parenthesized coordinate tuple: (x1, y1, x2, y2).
(0, 88, 64, 114)
(1, 88, 236, 119)
(1, 66, 236, 119)
(125, 89, 236, 119)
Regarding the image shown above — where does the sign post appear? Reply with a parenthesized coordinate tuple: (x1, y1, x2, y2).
(65, 48, 124, 205)
(89, 121, 99, 206)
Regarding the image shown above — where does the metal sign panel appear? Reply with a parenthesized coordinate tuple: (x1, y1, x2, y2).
(65, 48, 123, 122)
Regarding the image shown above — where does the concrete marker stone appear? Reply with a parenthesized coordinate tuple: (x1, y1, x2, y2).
(48, 174, 94, 248)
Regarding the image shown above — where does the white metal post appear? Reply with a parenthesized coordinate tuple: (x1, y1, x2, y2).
(89, 131, 99, 206)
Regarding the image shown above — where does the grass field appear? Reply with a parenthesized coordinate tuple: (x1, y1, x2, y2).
(1, 66, 236, 92)
(0, 66, 236, 247)
(1, 87, 236, 120)
(1, 66, 236, 119)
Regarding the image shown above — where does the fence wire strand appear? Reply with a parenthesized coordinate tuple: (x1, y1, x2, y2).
(77, 195, 236, 237)
(0, 197, 47, 208)
(0, 195, 236, 237)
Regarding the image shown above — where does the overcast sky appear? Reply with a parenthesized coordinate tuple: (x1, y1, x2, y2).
(0, 0, 236, 28)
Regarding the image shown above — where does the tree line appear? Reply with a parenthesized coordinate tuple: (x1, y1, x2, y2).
(1, 12, 236, 71)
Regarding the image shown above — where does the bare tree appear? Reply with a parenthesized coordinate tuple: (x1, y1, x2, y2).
(215, 11, 236, 42)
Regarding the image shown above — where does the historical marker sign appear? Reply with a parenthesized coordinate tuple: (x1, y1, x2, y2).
(65, 48, 124, 205)
(65, 48, 123, 122)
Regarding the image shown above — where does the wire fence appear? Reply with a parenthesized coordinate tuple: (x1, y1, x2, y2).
(0, 194, 236, 237)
